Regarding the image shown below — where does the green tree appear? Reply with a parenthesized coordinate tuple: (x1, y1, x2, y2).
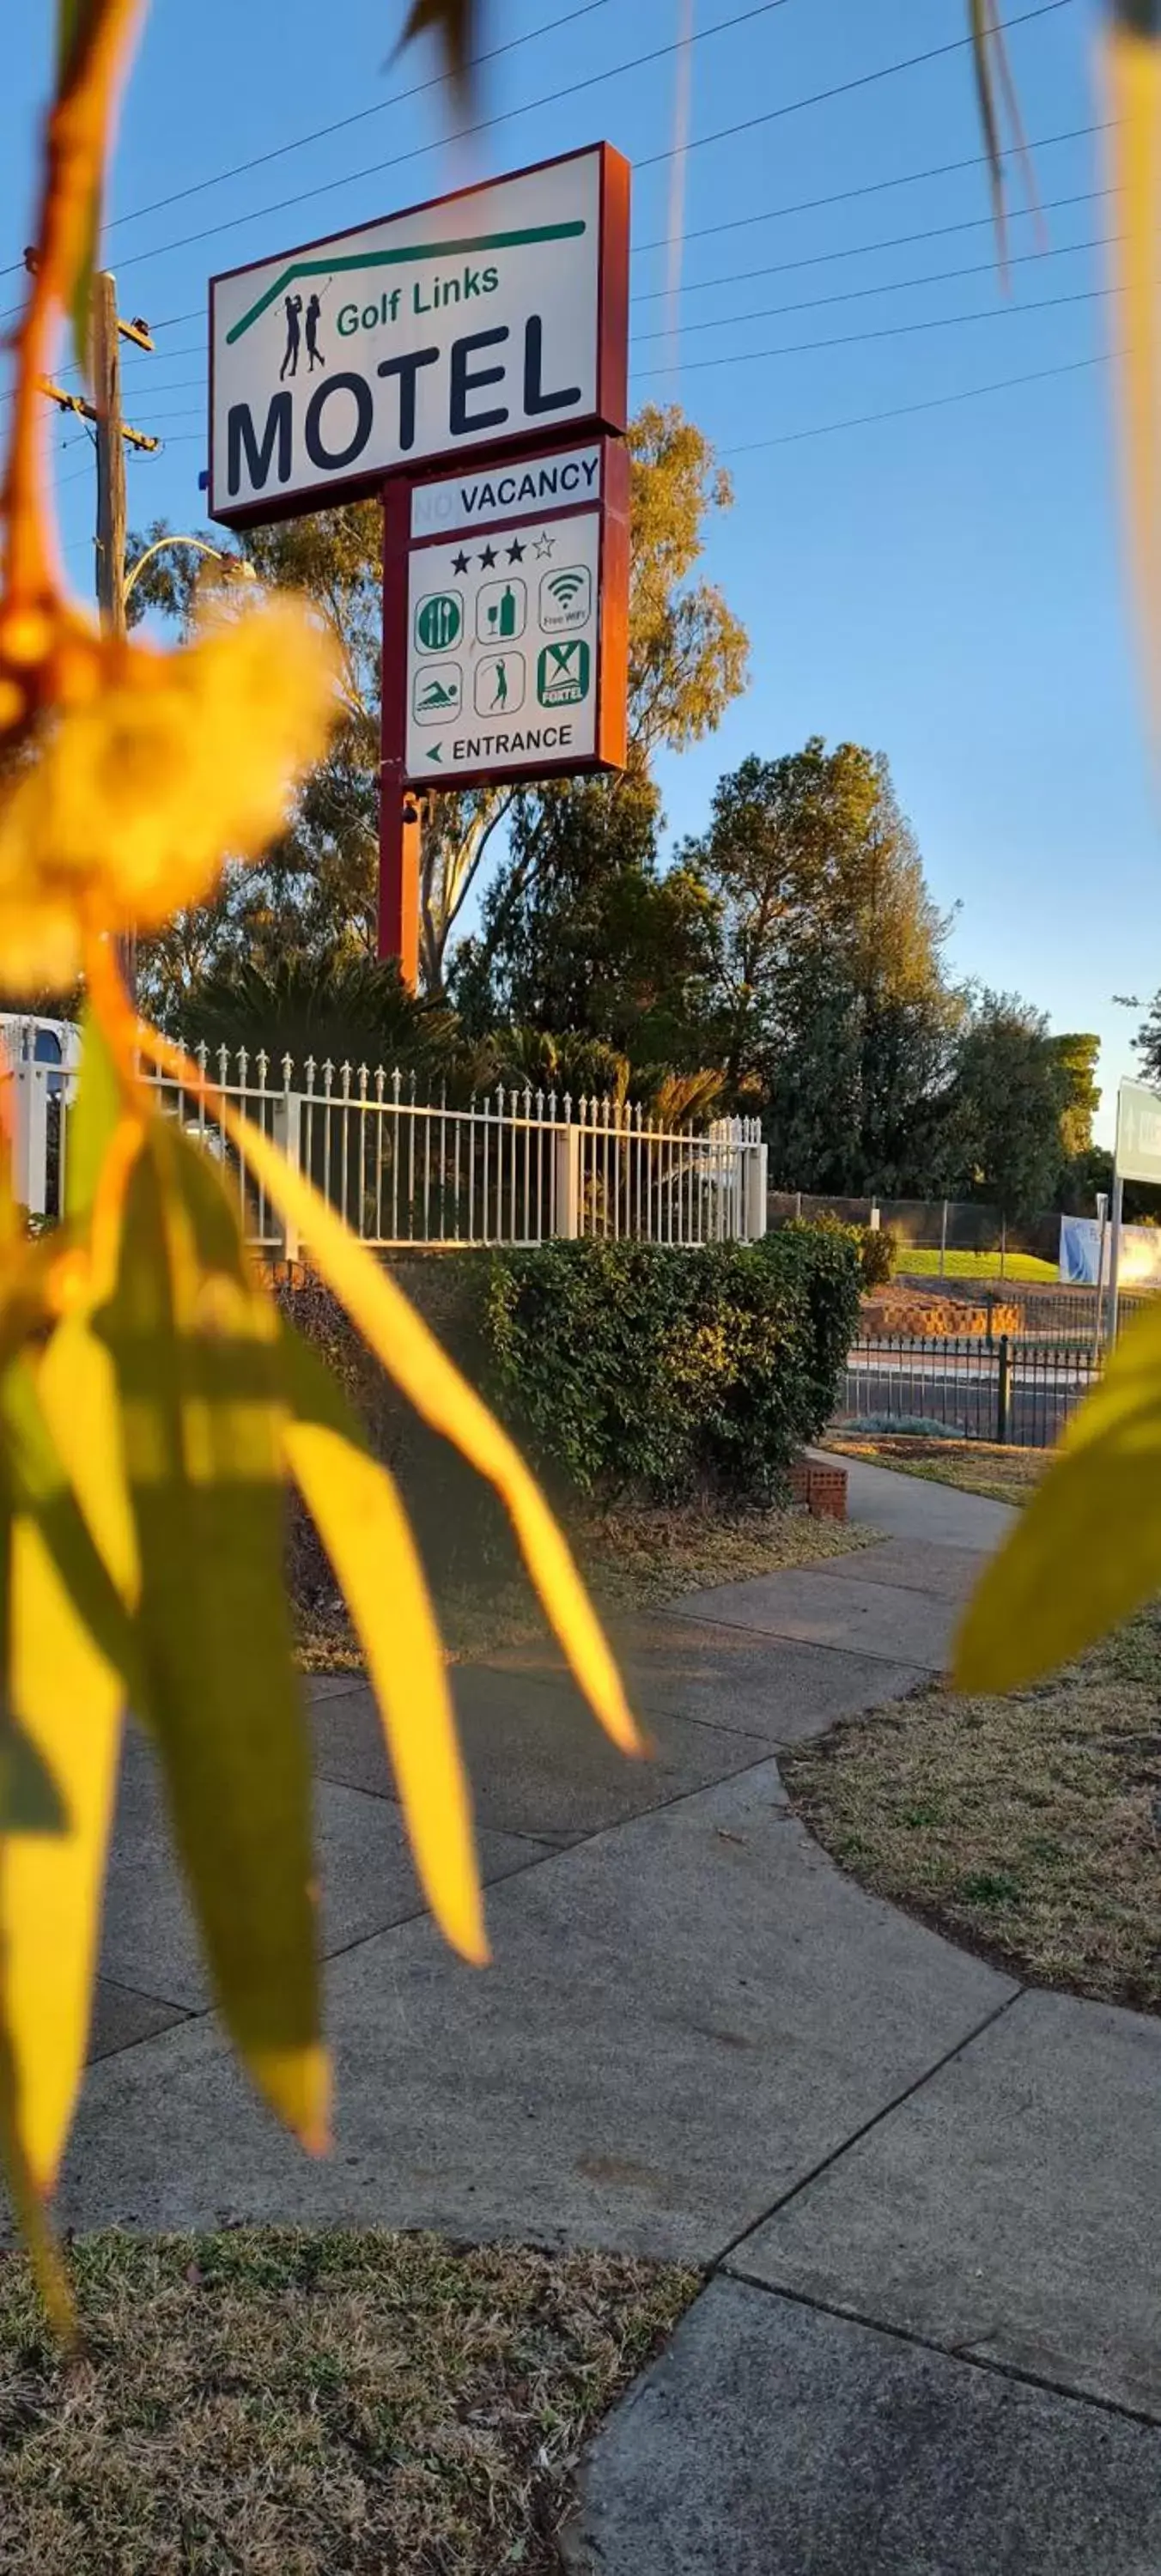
(453, 773, 720, 1068)
(445, 404, 748, 998)
(173, 949, 464, 1088)
(1050, 1031, 1101, 1160)
(682, 738, 958, 1185)
(1135, 988, 1161, 1091)
(951, 991, 1071, 1218)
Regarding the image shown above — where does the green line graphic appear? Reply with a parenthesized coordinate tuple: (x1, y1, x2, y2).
(226, 221, 587, 343)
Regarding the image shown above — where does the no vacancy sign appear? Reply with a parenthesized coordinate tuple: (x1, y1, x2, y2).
(208, 144, 629, 527)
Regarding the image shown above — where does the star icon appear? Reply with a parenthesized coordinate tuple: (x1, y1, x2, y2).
(506, 536, 526, 563)
(478, 544, 497, 569)
(451, 549, 470, 574)
(532, 530, 556, 559)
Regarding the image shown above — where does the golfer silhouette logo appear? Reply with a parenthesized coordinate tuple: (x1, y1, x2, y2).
(305, 292, 325, 372)
(489, 660, 508, 712)
(279, 293, 302, 380)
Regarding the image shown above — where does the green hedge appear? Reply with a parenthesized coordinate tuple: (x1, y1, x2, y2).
(803, 1212, 897, 1290)
(478, 1226, 860, 1504)
(279, 1225, 861, 1599)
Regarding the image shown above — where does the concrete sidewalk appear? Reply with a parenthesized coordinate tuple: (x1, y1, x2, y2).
(38, 1463, 1161, 2569)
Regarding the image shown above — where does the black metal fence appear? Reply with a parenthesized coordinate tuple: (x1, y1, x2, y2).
(838, 1334, 1102, 1449)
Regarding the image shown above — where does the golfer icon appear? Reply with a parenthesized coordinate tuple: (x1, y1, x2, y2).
(488, 659, 509, 712)
(305, 292, 324, 372)
(279, 293, 302, 380)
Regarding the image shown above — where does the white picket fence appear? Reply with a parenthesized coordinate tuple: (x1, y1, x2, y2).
(8, 1032, 769, 1253)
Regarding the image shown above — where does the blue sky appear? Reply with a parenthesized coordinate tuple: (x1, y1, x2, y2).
(1, 0, 1148, 1138)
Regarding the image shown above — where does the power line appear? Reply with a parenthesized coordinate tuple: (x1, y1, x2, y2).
(635, 0, 1078, 171)
(0, 0, 1075, 331)
(124, 402, 206, 424)
(143, 227, 1114, 403)
(0, 0, 617, 282)
(108, 0, 615, 244)
(52, 183, 1112, 388)
(110, 0, 794, 279)
(117, 120, 1105, 332)
(632, 275, 1114, 380)
(630, 120, 1106, 255)
(720, 347, 1111, 453)
(633, 228, 1111, 344)
(100, 372, 206, 397)
(634, 185, 1109, 304)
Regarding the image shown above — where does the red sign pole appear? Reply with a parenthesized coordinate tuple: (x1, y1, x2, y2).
(378, 470, 420, 987)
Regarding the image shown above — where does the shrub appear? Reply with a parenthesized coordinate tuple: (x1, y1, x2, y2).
(858, 1224, 898, 1289)
(803, 1211, 897, 1291)
(280, 1226, 862, 1571)
(478, 1227, 861, 1504)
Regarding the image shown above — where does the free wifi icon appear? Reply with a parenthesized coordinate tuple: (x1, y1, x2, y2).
(539, 563, 592, 632)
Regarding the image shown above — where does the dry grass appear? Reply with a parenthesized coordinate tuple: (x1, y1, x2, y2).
(0, 2229, 697, 2575)
(825, 1432, 1045, 1509)
(785, 1608, 1161, 2013)
(299, 1497, 875, 1668)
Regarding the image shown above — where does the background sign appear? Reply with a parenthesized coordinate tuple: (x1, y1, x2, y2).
(1060, 1214, 1161, 1286)
(209, 145, 629, 526)
(1115, 1079, 1161, 1184)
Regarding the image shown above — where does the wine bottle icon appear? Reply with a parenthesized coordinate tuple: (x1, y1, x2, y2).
(478, 577, 525, 644)
(486, 584, 518, 639)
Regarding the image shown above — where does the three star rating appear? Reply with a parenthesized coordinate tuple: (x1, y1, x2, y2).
(450, 529, 556, 574)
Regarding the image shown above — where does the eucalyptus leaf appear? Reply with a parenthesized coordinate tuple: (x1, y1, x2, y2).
(66, 1007, 124, 1228)
(0, 1355, 141, 1705)
(53, 0, 105, 372)
(94, 1127, 325, 2143)
(0, 1718, 68, 1834)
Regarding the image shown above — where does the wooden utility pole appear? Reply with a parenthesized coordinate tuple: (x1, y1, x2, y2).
(90, 273, 155, 993)
(91, 271, 128, 646)
(40, 282, 156, 996)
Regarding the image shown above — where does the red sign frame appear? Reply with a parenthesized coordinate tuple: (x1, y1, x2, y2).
(208, 143, 629, 530)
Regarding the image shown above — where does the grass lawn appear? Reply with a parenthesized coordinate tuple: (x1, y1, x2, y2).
(298, 1497, 876, 1668)
(825, 1431, 1045, 1510)
(0, 2229, 697, 2575)
(895, 1249, 1059, 1282)
(784, 1606, 1161, 2014)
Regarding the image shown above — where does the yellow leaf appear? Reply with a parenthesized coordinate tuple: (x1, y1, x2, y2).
(955, 1298, 1161, 1692)
(281, 1337, 486, 1963)
(140, 1030, 642, 1761)
(65, 1005, 125, 1230)
(0, 2016, 75, 2339)
(1, 1340, 140, 1691)
(0, 1325, 125, 2196)
(0, 598, 337, 996)
(94, 1127, 327, 2148)
(35, 1312, 138, 1607)
(3, 1513, 122, 2193)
